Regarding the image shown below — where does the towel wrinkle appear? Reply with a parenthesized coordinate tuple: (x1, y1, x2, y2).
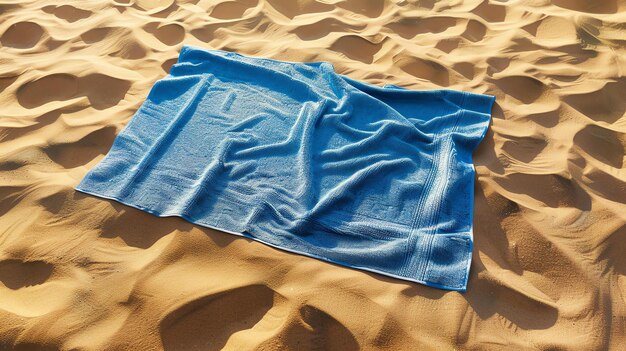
(76, 45, 495, 291)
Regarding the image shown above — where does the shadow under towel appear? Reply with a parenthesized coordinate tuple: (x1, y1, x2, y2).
(76, 44, 495, 291)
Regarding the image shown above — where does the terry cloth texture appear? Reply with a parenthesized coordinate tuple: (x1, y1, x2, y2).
(76, 44, 495, 291)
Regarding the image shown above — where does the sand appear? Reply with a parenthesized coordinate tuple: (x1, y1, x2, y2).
(1, 0, 625, 349)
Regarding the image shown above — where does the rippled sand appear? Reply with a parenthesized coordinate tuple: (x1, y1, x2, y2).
(1, 0, 625, 349)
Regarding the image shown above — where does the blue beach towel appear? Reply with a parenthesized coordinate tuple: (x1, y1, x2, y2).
(76, 45, 494, 291)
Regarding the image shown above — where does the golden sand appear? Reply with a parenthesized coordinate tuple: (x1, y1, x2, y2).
(1, 0, 625, 349)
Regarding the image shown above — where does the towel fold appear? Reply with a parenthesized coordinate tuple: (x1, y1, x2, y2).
(76, 44, 494, 291)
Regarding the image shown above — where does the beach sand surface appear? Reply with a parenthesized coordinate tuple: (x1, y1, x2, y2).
(1, 0, 625, 349)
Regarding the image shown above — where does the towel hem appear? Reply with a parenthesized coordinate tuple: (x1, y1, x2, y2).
(75, 185, 470, 292)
